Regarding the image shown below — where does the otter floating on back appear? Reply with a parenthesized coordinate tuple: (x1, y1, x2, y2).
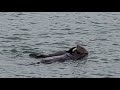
(29, 44, 88, 64)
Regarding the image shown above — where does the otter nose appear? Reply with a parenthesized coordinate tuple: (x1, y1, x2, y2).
(81, 48, 88, 55)
(84, 50, 88, 55)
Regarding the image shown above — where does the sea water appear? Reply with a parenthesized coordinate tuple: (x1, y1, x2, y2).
(0, 12, 120, 78)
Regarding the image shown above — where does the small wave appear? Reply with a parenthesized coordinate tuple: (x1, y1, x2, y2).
(60, 28, 71, 30)
(29, 22, 37, 24)
(20, 28, 30, 31)
(7, 18, 15, 20)
(52, 41, 69, 46)
(90, 38, 109, 42)
(13, 33, 31, 36)
(75, 22, 83, 24)
(113, 59, 120, 61)
(49, 28, 57, 30)
(5, 36, 28, 41)
(88, 56, 99, 59)
(10, 49, 19, 53)
(112, 43, 120, 46)
(51, 32, 66, 35)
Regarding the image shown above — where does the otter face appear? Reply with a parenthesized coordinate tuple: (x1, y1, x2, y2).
(79, 47, 88, 54)
(73, 47, 88, 60)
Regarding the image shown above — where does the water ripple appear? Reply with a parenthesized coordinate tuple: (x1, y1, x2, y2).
(0, 12, 120, 78)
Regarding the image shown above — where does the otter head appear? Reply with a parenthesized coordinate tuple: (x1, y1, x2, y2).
(76, 45, 88, 55)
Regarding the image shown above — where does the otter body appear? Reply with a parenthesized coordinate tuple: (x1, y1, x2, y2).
(29, 45, 88, 64)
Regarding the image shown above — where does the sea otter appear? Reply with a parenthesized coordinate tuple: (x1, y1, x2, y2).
(29, 45, 88, 64)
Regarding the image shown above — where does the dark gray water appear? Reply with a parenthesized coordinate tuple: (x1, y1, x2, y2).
(0, 12, 120, 78)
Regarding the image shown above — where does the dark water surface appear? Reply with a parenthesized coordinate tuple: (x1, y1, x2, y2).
(0, 12, 120, 78)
